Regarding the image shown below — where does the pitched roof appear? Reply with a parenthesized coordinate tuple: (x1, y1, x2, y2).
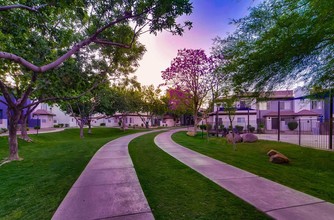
(263, 110, 319, 117)
(296, 110, 320, 116)
(33, 109, 56, 116)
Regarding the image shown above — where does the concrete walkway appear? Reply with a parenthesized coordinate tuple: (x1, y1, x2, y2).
(154, 129, 334, 220)
(53, 131, 157, 220)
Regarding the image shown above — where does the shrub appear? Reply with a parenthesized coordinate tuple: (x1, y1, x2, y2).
(199, 124, 206, 130)
(247, 125, 255, 133)
(207, 124, 212, 131)
(59, 123, 64, 128)
(235, 125, 244, 133)
(141, 123, 144, 127)
(34, 126, 40, 130)
(54, 125, 60, 128)
(288, 121, 298, 131)
(0, 128, 8, 133)
(100, 123, 106, 126)
(219, 124, 224, 131)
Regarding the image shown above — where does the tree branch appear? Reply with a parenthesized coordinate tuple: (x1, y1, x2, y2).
(0, 7, 152, 72)
(0, 4, 48, 12)
(22, 78, 107, 109)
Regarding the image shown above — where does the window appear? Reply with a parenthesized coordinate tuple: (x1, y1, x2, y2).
(108, 119, 111, 123)
(239, 101, 246, 109)
(0, 109, 2, 124)
(258, 102, 267, 110)
(311, 101, 322, 109)
(279, 102, 285, 110)
(42, 119, 46, 123)
(129, 118, 133, 123)
(266, 102, 271, 110)
(237, 117, 245, 123)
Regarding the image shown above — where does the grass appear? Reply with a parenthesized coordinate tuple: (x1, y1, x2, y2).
(172, 132, 334, 204)
(129, 132, 270, 219)
(0, 128, 142, 220)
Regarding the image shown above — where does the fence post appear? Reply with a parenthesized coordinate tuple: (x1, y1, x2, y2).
(278, 101, 281, 142)
(329, 90, 333, 149)
(299, 119, 301, 146)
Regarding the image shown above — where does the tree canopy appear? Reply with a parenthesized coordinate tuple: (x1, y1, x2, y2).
(213, 0, 334, 92)
(162, 49, 217, 132)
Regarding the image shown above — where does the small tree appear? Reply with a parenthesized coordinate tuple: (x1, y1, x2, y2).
(162, 49, 217, 133)
(288, 121, 298, 131)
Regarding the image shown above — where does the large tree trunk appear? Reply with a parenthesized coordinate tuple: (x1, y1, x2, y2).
(79, 122, 84, 138)
(7, 109, 21, 160)
(88, 119, 92, 134)
(20, 112, 32, 142)
(193, 109, 198, 133)
(121, 115, 126, 131)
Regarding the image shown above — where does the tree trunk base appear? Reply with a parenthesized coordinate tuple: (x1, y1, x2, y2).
(20, 136, 33, 142)
(7, 155, 23, 161)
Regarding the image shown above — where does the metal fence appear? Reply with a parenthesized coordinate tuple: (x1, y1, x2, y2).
(203, 119, 334, 150)
(258, 119, 333, 150)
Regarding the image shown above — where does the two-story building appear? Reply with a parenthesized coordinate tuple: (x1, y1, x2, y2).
(209, 98, 257, 131)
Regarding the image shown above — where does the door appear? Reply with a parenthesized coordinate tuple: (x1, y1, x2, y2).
(272, 118, 279, 129)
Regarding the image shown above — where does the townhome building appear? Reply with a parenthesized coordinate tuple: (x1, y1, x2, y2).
(209, 98, 257, 131)
(0, 96, 8, 129)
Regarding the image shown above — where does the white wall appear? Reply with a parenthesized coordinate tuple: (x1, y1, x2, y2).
(0, 119, 7, 129)
(39, 115, 54, 128)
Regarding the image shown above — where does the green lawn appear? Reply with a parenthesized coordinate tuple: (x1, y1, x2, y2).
(172, 132, 334, 204)
(0, 128, 141, 220)
(129, 132, 270, 220)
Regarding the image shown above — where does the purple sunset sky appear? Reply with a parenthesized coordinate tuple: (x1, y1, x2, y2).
(136, 0, 262, 87)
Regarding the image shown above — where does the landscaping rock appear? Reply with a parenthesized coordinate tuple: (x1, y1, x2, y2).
(242, 133, 258, 143)
(226, 133, 243, 143)
(267, 149, 279, 157)
(267, 149, 289, 164)
(270, 153, 290, 164)
(186, 131, 196, 137)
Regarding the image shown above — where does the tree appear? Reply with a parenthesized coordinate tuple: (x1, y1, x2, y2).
(165, 87, 192, 124)
(0, 0, 192, 161)
(162, 49, 217, 133)
(213, 0, 334, 93)
(141, 85, 166, 127)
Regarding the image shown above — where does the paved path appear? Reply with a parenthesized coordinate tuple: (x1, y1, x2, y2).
(53, 131, 158, 220)
(154, 129, 334, 220)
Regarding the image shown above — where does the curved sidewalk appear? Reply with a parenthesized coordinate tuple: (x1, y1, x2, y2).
(154, 129, 334, 220)
(53, 131, 157, 220)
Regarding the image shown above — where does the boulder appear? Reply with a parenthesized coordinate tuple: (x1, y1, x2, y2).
(242, 133, 258, 143)
(267, 149, 289, 164)
(270, 153, 290, 164)
(267, 149, 279, 157)
(186, 131, 196, 137)
(226, 133, 243, 143)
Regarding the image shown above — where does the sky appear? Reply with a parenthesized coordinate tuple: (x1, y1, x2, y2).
(135, 0, 261, 88)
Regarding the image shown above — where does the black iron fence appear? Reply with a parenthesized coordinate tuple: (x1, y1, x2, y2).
(203, 119, 333, 150)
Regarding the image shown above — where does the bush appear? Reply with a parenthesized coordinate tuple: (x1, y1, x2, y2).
(100, 123, 106, 126)
(199, 124, 207, 130)
(34, 126, 40, 130)
(0, 128, 8, 134)
(207, 124, 212, 131)
(235, 125, 244, 133)
(288, 121, 298, 131)
(54, 125, 60, 128)
(59, 123, 64, 128)
(247, 125, 255, 133)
